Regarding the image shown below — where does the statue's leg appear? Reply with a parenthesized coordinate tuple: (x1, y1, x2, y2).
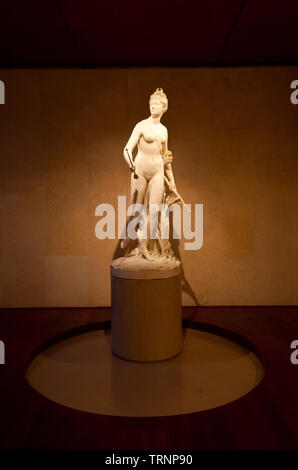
(132, 174, 152, 260)
(146, 172, 165, 257)
(120, 172, 147, 249)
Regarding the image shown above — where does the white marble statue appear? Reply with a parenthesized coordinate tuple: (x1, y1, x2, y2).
(120, 88, 186, 267)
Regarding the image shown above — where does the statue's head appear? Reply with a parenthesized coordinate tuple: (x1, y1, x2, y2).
(149, 88, 168, 115)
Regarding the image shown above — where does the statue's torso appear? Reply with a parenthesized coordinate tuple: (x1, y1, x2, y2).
(134, 120, 166, 178)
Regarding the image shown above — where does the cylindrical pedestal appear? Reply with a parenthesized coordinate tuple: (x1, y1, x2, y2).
(110, 258, 182, 362)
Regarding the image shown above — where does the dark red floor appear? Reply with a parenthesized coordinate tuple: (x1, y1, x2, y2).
(0, 306, 297, 449)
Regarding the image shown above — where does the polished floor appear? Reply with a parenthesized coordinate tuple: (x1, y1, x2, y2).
(0, 306, 297, 449)
(26, 328, 264, 417)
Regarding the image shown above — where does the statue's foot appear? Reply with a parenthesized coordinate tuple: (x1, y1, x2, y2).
(136, 229, 154, 261)
(120, 237, 129, 249)
(137, 239, 153, 261)
(139, 244, 152, 261)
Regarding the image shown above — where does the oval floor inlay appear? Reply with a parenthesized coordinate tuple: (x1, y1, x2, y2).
(26, 328, 265, 417)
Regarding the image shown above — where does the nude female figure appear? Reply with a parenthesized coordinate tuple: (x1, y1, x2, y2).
(121, 88, 178, 260)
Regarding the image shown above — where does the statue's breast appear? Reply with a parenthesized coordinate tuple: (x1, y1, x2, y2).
(142, 130, 166, 145)
(142, 132, 155, 144)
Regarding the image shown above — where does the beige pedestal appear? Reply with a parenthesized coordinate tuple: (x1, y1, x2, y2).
(110, 256, 182, 362)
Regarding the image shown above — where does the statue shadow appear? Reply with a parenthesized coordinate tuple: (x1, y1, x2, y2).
(170, 237, 201, 319)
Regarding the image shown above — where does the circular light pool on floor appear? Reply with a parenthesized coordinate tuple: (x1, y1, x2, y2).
(26, 328, 264, 417)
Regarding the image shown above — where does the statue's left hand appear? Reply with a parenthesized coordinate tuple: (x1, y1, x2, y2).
(162, 150, 173, 165)
(169, 182, 177, 193)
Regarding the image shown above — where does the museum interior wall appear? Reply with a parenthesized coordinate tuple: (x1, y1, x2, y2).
(0, 67, 297, 307)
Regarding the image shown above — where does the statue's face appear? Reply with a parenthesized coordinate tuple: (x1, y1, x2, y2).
(149, 98, 164, 116)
